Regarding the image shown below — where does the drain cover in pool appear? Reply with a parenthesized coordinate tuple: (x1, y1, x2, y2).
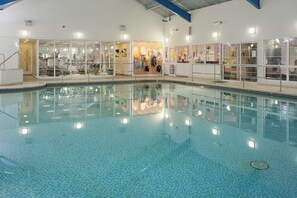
(250, 160, 269, 170)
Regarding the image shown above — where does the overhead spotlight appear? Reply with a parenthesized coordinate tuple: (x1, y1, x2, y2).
(248, 27, 256, 35)
(185, 35, 191, 41)
(119, 25, 129, 40)
(212, 32, 219, 38)
(121, 33, 128, 40)
(74, 32, 83, 39)
(21, 30, 28, 37)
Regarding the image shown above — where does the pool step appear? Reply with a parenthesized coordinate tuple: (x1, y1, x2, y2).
(139, 138, 191, 176)
(0, 156, 33, 178)
(97, 137, 191, 196)
(0, 156, 16, 175)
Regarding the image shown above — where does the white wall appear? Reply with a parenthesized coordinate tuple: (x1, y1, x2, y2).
(2, 0, 297, 79)
(0, 37, 19, 69)
(167, 0, 297, 45)
(0, 0, 165, 70)
(0, 0, 164, 41)
(165, 0, 297, 77)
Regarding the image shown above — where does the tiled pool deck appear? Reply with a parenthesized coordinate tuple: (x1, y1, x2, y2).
(1, 75, 296, 98)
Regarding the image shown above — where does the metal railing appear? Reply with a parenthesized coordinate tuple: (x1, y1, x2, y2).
(192, 63, 222, 82)
(191, 63, 291, 92)
(37, 62, 165, 83)
(223, 64, 283, 92)
(33, 61, 297, 93)
(0, 51, 19, 69)
(0, 53, 5, 69)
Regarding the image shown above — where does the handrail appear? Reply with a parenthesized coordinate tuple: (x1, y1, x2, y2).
(0, 54, 5, 68)
(0, 110, 20, 120)
(192, 63, 222, 82)
(223, 64, 284, 91)
(0, 51, 19, 69)
(191, 63, 288, 92)
(51, 62, 164, 83)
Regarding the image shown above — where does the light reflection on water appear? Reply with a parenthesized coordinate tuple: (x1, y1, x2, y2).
(0, 83, 297, 197)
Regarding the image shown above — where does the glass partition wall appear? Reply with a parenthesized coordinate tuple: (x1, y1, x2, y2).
(39, 40, 55, 77)
(71, 41, 86, 76)
(222, 43, 258, 81)
(264, 39, 287, 80)
(38, 40, 113, 78)
(289, 39, 297, 81)
(206, 43, 221, 64)
(55, 41, 71, 77)
(36, 38, 297, 83)
(192, 44, 206, 63)
(101, 42, 115, 76)
(87, 42, 101, 77)
(264, 37, 297, 82)
(241, 42, 257, 81)
(192, 44, 221, 64)
(223, 44, 240, 80)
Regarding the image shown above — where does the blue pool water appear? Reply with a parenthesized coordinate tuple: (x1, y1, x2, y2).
(0, 82, 297, 197)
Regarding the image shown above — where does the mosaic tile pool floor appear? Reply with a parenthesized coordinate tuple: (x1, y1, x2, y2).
(0, 83, 297, 197)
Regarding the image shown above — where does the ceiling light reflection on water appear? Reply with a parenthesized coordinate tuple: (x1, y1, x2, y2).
(0, 82, 297, 197)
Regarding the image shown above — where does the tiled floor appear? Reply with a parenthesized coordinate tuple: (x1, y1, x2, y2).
(0, 75, 296, 98)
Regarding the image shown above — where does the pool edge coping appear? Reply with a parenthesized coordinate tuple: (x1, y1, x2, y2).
(0, 79, 297, 99)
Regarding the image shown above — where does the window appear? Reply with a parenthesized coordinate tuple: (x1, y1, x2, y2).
(264, 39, 287, 80)
(101, 42, 114, 75)
(192, 44, 205, 63)
(241, 43, 257, 64)
(176, 46, 189, 63)
(206, 43, 220, 64)
(289, 38, 297, 81)
(71, 41, 86, 76)
(55, 41, 71, 77)
(39, 40, 55, 77)
(169, 47, 175, 63)
(223, 44, 240, 65)
(241, 43, 257, 81)
(86, 42, 101, 76)
(223, 44, 240, 80)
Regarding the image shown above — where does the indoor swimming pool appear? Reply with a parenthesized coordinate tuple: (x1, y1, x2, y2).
(0, 82, 297, 197)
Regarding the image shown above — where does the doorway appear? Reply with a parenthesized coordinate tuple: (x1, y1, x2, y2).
(19, 39, 36, 76)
